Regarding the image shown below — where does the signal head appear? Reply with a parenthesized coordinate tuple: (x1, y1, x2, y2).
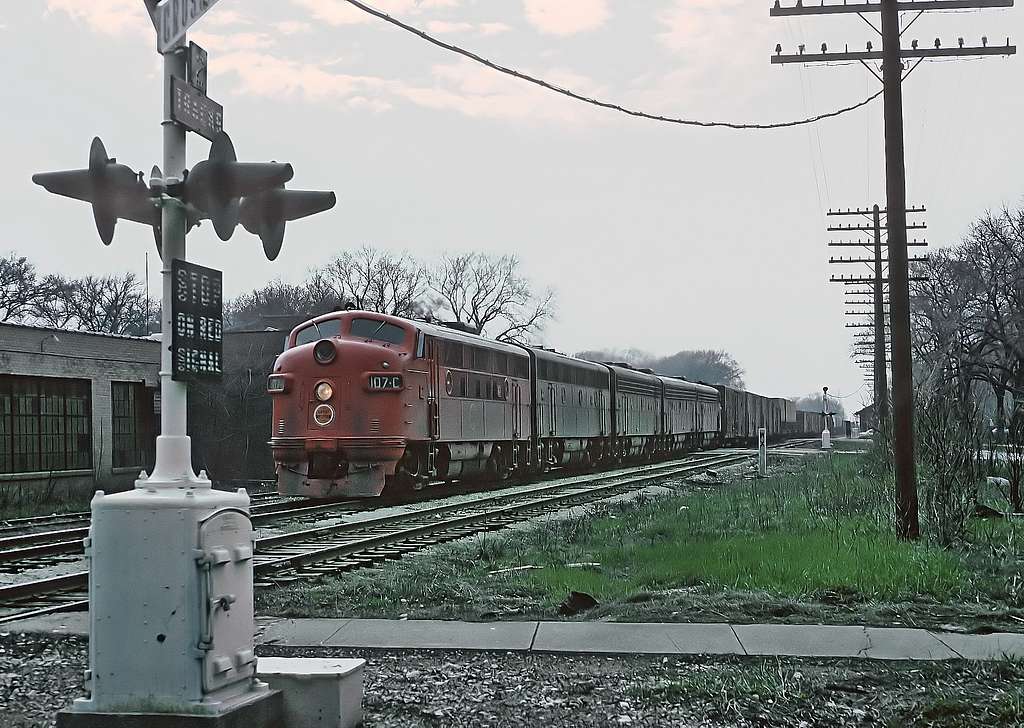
(32, 136, 153, 245)
(239, 186, 337, 261)
(184, 131, 294, 241)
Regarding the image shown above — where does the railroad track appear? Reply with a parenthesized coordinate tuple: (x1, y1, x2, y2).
(0, 451, 752, 625)
(0, 495, 363, 570)
(0, 482, 281, 538)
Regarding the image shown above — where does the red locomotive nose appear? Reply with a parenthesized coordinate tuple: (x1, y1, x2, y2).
(269, 312, 418, 498)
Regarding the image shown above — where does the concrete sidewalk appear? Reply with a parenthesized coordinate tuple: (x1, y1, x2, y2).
(8, 613, 1024, 662)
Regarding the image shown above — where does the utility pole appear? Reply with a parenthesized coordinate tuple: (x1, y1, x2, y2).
(773, 0, 1015, 540)
(827, 205, 927, 432)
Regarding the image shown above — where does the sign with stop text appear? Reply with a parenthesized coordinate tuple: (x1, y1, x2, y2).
(171, 258, 223, 382)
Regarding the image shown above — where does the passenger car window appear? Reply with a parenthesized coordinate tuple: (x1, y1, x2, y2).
(350, 318, 407, 345)
(295, 319, 342, 346)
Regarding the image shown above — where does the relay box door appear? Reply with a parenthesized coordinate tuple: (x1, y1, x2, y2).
(198, 508, 257, 693)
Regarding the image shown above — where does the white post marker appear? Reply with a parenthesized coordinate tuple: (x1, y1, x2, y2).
(821, 427, 832, 450)
(757, 427, 767, 476)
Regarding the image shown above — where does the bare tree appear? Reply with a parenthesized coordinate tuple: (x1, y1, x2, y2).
(431, 252, 554, 343)
(310, 246, 432, 318)
(912, 209, 1024, 429)
(225, 279, 336, 331)
(0, 253, 42, 323)
(63, 274, 152, 335)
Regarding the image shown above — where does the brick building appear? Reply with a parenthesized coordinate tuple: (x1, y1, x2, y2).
(0, 323, 160, 501)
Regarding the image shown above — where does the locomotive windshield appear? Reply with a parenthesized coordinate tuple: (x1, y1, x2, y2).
(295, 319, 342, 346)
(350, 318, 407, 345)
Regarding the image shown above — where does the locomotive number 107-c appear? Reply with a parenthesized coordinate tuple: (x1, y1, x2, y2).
(367, 374, 403, 391)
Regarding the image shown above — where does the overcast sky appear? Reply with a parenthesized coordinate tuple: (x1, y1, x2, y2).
(4, 1, 1022, 407)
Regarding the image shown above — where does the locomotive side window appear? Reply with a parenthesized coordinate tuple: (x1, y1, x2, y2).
(295, 319, 342, 346)
(350, 317, 406, 345)
(444, 343, 463, 368)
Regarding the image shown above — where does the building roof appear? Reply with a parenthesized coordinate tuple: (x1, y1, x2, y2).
(0, 321, 159, 342)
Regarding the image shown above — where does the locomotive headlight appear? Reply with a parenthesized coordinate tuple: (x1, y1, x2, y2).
(315, 381, 334, 402)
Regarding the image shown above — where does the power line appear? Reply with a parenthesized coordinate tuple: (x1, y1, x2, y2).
(340, 0, 884, 130)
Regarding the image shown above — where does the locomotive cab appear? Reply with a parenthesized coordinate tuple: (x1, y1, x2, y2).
(269, 311, 424, 498)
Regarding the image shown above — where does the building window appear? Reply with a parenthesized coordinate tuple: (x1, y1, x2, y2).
(112, 382, 152, 469)
(0, 375, 92, 474)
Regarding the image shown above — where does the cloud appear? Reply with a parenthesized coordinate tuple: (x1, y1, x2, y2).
(656, 0, 755, 54)
(44, 0, 150, 35)
(213, 50, 604, 125)
(478, 22, 511, 37)
(275, 20, 313, 35)
(202, 9, 253, 28)
(426, 20, 512, 36)
(292, 0, 460, 26)
(405, 60, 605, 123)
(426, 20, 474, 34)
(522, 0, 609, 36)
(190, 31, 277, 53)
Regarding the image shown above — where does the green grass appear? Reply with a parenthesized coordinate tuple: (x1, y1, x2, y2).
(261, 452, 1024, 628)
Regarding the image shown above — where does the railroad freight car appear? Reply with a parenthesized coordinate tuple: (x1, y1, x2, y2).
(714, 385, 785, 444)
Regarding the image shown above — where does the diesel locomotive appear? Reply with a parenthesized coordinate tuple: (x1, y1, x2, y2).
(268, 310, 821, 499)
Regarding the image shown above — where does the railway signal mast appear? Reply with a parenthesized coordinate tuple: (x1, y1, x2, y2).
(771, 0, 1015, 540)
(33, 2, 336, 725)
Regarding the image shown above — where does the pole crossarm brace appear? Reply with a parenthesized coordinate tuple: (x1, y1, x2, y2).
(770, 0, 1014, 17)
(828, 240, 928, 246)
(828, 206, 927, 216)
(831, 275, 926, 282)
(773, 44, 1014, 63)
(829, 255, 929, 263)
(829, 223, 926, 231)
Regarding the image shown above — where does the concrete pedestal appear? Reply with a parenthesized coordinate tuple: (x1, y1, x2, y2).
(257, 657, 365, 728)
(56, 688, 284, 728)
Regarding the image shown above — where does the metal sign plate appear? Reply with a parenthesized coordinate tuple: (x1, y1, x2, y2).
(156, 0, 223, 53)
(188, 41, 208, 94)
(171, 259, 223, 382)
(171, 77, 223, 140)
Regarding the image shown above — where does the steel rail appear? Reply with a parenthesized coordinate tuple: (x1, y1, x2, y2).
(0, 452, 750, 625)
(0, 495, 336, 563)
(254, 453, 750, 579)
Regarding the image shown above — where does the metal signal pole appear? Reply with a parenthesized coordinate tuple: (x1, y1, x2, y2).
(153, 44, 194, 483)
(771, 0, 1015, 540)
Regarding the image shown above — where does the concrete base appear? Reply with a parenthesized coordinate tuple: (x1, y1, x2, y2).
(56, 689, 284, 728)
(258, 657, 364, 728)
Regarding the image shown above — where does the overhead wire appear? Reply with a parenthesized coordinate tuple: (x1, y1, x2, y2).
(340, 0, 884, 131)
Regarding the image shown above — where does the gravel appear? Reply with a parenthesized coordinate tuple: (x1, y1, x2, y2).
(0, 633, 86, 728)
(5, 634, 1024, 727)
